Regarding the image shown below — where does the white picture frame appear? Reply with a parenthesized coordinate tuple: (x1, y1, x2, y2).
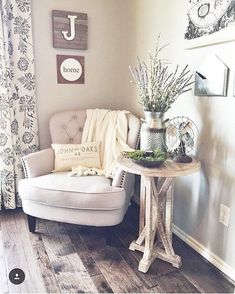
(185, 24, 235, 49)
(184, 0, 235, 49)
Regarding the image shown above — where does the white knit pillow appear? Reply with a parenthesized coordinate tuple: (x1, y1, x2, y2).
(51, 142, 101, 172)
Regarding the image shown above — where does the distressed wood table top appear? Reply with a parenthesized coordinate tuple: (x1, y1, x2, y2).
(117, 156, 201, 178)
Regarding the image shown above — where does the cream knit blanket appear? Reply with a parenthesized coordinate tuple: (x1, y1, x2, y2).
(70, 109, 133, 178)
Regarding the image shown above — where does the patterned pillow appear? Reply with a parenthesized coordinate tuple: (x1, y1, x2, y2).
(51, 142, 101, 172)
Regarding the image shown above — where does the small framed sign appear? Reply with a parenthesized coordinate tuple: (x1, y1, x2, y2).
(57, 55, 85, 84)
(52, 10, 88, 50)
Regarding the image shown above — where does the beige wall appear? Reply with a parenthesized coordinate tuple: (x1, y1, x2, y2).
(119, 0, 235, 281)
(32, 0, 123, 148)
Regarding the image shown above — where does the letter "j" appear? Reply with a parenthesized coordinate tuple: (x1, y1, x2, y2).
(62, 15, 77, 41)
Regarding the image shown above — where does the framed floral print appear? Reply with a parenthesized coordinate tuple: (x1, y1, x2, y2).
(185, 0, 235, 49)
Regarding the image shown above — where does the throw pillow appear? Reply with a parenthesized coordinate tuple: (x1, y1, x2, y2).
(51, 142, 101, 172)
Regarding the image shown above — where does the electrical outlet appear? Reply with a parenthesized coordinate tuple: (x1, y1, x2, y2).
(219, 204, 230, 227)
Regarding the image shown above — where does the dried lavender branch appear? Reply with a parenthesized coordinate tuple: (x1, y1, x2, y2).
(129, 36, 193, 112)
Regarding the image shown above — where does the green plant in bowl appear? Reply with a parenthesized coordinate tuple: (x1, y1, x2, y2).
(122, 148, 167, 167)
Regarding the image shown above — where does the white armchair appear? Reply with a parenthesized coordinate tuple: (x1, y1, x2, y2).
(18, 109, 140, 234)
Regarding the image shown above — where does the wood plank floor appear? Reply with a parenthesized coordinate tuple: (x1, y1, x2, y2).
(0, 203, 234, 293)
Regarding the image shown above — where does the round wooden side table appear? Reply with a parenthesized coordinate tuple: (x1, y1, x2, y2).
(117, 156, 201, 273)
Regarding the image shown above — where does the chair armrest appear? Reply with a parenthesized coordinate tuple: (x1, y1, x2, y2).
(22, 148, 54, 178)
(112, 167, 135, 198)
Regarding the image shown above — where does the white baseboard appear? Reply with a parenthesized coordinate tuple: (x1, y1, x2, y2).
(173, 224, 235, 283)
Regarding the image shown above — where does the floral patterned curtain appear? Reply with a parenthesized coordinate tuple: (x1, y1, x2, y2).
(0, 0, 39, 209)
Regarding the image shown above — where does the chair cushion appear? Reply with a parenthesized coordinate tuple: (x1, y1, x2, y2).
(18, 173, 125, 210)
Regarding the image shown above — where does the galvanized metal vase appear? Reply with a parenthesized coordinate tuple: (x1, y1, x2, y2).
(140, 111, 165, 151)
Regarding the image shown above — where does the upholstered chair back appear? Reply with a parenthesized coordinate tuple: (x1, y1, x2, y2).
(50, 110, 87, 144)
(49, 109, 140, 149)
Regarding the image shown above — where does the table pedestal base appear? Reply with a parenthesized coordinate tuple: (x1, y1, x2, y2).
(129, 176, 182, 273)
